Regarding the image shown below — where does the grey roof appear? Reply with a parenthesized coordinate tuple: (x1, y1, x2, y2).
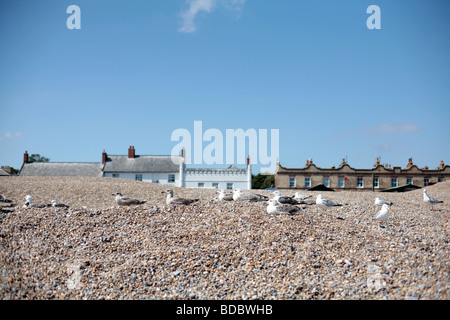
(20, 162, 103, 177)
(186, 167, 248, 174)
(103, 155, 183, 173)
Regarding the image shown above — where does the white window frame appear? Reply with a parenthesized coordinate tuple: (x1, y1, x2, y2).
(212, 183, 219, 189)
(226, 183, 233, 190)
(373, 177, 379, 188)
(338, 177, 345, 188)
(304, 177, 311, 187)
(323, 177, 330, 188)
(168, 174, 175, 183)
(289, 176, 296, 187)
(391, 177, 398, 188)
(357, 177, 364, 188)
(135, 174, 142, 181)
(406, 177, 413, 185)
(424, 178, 429, 187)
(198, 182, 204, 188)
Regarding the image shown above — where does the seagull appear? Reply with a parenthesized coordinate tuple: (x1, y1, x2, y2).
(51, 200, 70, 209)
(272, 191, 299, 204)
(266, 199, 302, 215)
(294, 192, 311, 200)
(232, 188, 268, 202)
(162, 190, 199, 205)
(112, 193, 146, 206)
(315, 194, 342, 209)
(374, 197, 393, 206)
(423, 189, 443, 211)
(375, 203, 391, 226)
(217, 189, 234, 201)
(22, 195, 48, 208)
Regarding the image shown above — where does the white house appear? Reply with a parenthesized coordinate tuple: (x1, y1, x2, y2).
(20, 146, 252, 189)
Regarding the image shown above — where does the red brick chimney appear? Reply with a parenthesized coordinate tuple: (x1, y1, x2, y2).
(439, 160, 444, 170)
(128, 146, 135, 158)
(407, 158, 413, 169)
(102, 150, 107, 164)
(247, 155, 251, 166)
(23, 150, 29, 164)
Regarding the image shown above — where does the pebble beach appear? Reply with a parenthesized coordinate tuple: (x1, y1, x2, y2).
(0, 176, 448, 300)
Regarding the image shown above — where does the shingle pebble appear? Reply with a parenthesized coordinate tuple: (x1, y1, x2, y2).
(0, 176, 448, 300)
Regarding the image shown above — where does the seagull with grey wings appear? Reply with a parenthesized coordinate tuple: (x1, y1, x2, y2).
(232, 188, 268, 202)
(266, 199, 302, 215)
(112, 193, 146, 206)
(162, 190, 199, 205)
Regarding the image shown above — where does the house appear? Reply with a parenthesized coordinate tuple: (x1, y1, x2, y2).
(19, 151, 103, 177)
(19, 146, 252, 189)
(275, 157, 449, 191)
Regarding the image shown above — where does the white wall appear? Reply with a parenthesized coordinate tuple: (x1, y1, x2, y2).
(184, 170, 250, 190)
(103, 172, 179, 186)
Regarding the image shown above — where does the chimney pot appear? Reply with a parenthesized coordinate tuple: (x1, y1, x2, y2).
(128, 146, 135, 158)
(102, 150, 107, 164)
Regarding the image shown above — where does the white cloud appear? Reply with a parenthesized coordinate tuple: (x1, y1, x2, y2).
(178, 0, 216, 33)
(0, 131, 23, 141)
(178, 0, 247, 33)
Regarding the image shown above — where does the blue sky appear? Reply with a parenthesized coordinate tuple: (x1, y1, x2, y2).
(1, 0, 449, 174)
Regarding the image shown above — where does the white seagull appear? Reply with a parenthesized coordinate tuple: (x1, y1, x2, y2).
(374, 197, 392, 206)
(232, 189, 268, 202)
(22, 195, 48, 208)
(315, 194, 342, 209)
(294, 192, 311, 200)
(266, 199, 302, 215)
(217, 189, 234, 201)
(375, 203, 391, 226)
(51, 200, 70, 209)
(423, 189, 443, 210)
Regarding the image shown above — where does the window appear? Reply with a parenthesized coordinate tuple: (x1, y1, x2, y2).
(438, 177, 444, 183)
(338, 177, 345, 188)
(135, 174, 142, 181)
(226, 183, 233, 190)
(357, 177, 364, 188)
(391, 178, 398, 188)
(168, 174, 175, 183)
(198, 182, 204, 188)
(289, 176, 296, 187)
(406, 178, 413, 185)
(304, 177, 311, 187)
(424, 178, 429, 187)
(112, 173, 119, 178)
(323, 177, 330, 187)
(373, 177, 379, 188)
(212, 183, 219, 189)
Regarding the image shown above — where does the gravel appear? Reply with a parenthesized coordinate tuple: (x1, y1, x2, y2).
(0, 176, 448, 300)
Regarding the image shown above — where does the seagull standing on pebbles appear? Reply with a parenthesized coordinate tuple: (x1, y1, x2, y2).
(232, 189, 268, 202)
(162, 190, 199, 205)
(374, 197, 393, 206)
(22, 195, 48, 208)
(266, 199, 302, 215)
(112, 193, 146, 206)
(375, 203, 392, 226)
(315, 194, 342, 209)
(423, 189, 443, 211)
